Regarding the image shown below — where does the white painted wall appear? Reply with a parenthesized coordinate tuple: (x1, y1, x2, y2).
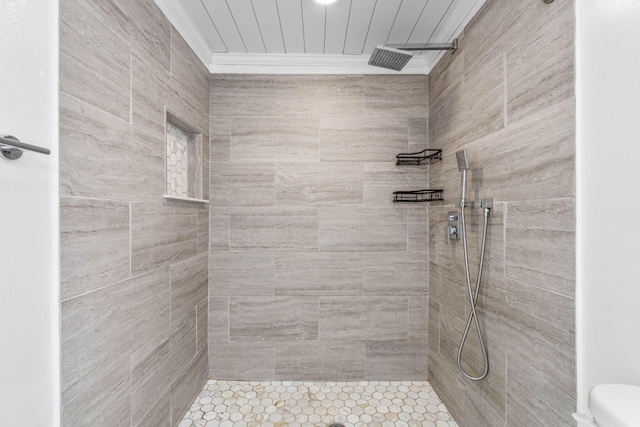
(0, 1, 59, 426)
(576, 0, 640, 414)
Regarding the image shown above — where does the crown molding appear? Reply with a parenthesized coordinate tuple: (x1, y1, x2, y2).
(208, 53, 430, 75)
(153, 0, 213, 67)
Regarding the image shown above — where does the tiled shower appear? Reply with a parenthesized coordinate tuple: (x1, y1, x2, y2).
(208, 73, 430, 381)
(58, 0, 576, 426)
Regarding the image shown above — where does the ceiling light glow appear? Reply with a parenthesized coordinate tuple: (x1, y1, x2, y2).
(314, 0, 339, 4)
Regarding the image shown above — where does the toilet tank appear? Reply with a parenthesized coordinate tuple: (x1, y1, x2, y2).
(589, 384, 640, 427)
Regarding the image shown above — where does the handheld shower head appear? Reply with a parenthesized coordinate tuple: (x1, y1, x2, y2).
(455, 150, 470, 202)
(455, 150, 470, 171)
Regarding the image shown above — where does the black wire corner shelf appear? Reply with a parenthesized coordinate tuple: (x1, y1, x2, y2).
(393, 189, 444, 203)
(396, 149, 442, 166)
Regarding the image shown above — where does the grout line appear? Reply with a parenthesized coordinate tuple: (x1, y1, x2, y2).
(169, 25, 173, 80)
(503, 202, 507, 279)
(129, 354, 133, 427)
(60, 92, 131, 125)
(503, 52, 508, 127)
(129, 202, 132, 279)
(60, 264, 167, 303)
(129, 51, 133, 125)
(504, 355, 509, 426)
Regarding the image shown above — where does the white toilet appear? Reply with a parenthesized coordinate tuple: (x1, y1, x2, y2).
(573, 384, 640, 427)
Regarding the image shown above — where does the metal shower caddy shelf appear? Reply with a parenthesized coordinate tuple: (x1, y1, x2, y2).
(393, 189, 443, 203)
(393, 148, 444, 203)
(396, 148, 442, 166)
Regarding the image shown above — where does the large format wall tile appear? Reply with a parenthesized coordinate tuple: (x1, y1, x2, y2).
(229, 297, 319, 341)
(320, 117, 408, 162)
(230, 207, 319, 251)
(196, 298, 208, 353)
(318, 297, 408, 340)
(60, 94, 164, 202)
(136, 391, 170, 427)
(364, 75, 428, 117)
(132, 53, 167, 139)
(78, 0, 172, 77)
(429, 51, 504, 152)
(506, 0, 574, 124)
(60, 197, 130, 301)
(60, 0, 130, 121)
(210, 252, 275, 296)
(231, 117, 320, 162)
(506, 354, 576, 427)
(210, 117, 231, 161)
(170, 253, 208, 323)
(319, 207, 407, 251)
(408, 118, 429, 148)
(209, 207, 230, 251)
(364, 340, 428, 380)
(131, 202, 198, 274)
(60, 0, 210, 424)
(274, 252, 363, 296)
(61, 267, 170, 404)
(275, 75, 364, 117)
(208, 297, 229, 343)
(427, 0, 575, 424)
(363, 162, 429, 207)
(211, 75, 276, 117)
(197, 206, 209, 254)
(170, 349, 208, 426)
(209, 342, 275, 380)
(209, 74, 432, 381)
(363, 252, 428, 295)
(505, 198, 575, 297)
(275, 340, 365, 380)
(61, 360, 131, 427)
(408, 297, 429, 341)
(210, 162, 275, 207)
(171, 30, 210, 115)
(131, 312, 196, 425)
(482, 276, 575, 398)
(408, 207, 429, 252)
(275, 162, 363, 207)
(470, 98, 575, 202)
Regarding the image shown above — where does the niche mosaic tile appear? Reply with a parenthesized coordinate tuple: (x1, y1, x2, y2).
(179, 380, 458, 427)
(167, 122, 190, 197)
(165, 112, 203, 200)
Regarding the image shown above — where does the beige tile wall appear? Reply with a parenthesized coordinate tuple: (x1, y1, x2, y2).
(208, 74, 431, 381)
(427, 0, 576, 426)
(59, 0, 210, 425)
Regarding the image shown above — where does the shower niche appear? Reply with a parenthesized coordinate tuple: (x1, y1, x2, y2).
(393, 148, 444, 202)
(163, 111, 208, 204)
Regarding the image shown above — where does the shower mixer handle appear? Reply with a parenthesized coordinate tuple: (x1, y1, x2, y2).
(446, 211, 460, 244)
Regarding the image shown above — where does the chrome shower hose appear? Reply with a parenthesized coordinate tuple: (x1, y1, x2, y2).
(457, 204, 490, 381)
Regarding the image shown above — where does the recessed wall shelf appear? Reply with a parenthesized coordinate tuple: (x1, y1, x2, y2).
(164, 110, 207, 204)
(396, 148, 442, 165)
(163, 195, 210, 205)
(393, 189, 444, 203)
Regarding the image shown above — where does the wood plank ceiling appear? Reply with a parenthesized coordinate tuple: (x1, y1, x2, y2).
(160, 0, 485, 73)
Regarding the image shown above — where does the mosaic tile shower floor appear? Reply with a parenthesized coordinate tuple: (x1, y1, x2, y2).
(179, 380, 459, 427)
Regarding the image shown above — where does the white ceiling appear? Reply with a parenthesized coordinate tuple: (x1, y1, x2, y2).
(154, 0, 486, 74)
